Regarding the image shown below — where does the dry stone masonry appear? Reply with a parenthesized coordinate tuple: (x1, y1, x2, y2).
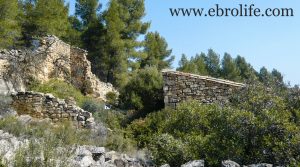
(162, 70, 245, 108)
(11, 91, 95, 128)
(0, 35, 116, 101)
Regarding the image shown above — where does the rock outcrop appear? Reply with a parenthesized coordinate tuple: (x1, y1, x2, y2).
(0, 130, 29, 166)
(181, 160, 205, 167)
(0, 128, 278, 167)
(222, 160, 241, 167)
(72, 146, 154, 167)
(0, 129, 152, 167)
(11, 91, 95, 128)
(162, 70, 245, 108)
(0, 35, 116, 101)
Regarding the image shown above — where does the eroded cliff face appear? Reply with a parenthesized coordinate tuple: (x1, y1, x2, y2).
(0, 35, 116, 101)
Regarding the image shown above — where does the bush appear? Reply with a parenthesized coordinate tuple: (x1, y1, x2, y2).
(0, 115, 138, 165)
(29, 79, 89, 107)
(129, 97, 300, 166)
(0, 116, 26, 137)
(106, 91, 118, 106)
(82, 98, 105, 113)
(0, 117, 101, 147)
(119, 67, 164, 119)
(93, 109, 126, 130)
(105, 129, 137, 154)
(13, 137, 73, 167)
(149, 134, 190, 166)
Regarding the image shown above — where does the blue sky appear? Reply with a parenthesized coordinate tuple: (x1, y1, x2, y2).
(68, 0, 300, 85)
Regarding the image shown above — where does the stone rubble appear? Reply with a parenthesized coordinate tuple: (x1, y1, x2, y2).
(0, 129, 152, 167)
(181, 160, 205, 167)
(0, 35, 117, 101)
(222, 160, 241, 167)
(0, 130, 29, 166)
(0, 128, 280, 167)
(11, 91, 95, 128)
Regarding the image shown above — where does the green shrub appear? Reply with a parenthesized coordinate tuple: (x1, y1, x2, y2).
(14, 138, 73, 167)
(0, 116, 26, 137)
(105, 129, 137, 154)
(106, 91, 118, 106)
(149, 134, 190, 167)
(80, 96, 126, 130)
(0, 157, 6, 167)
(93, 109, 126, 130)
(82, 98, 105, 113)
(0, 118, 78, 166)
(129, 98, 300, 166)
(29, 79, 87, 106)
(0, 115, 140, 165)
(119, 67, 164, 119)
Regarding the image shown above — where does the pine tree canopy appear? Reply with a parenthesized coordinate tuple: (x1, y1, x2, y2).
(0, 0, 21, 48)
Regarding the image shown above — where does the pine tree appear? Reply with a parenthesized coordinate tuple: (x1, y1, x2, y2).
(36, 0, 69, 37)
(177, 53, 208, 75)
(235, 55, 256, 81)
(271, 69, 283, 83)
(63, 15, 83, 47)
(104, 0, 127, 87)
(75, 0, 100, 27)
(271, 69, 285, 88)
(0, 0, 21, 48)
(119, 67, 164, 118)
(221, 53, 241, 81)
(205, 49, 221, 77)
(177, 54, 190, 72)
(21, 0, 70, 42)
(82, 18, 107, 80)
(194, 53, 208, 75)
(114, 0, 150, 71)
(19, 0, 35, 46)
(103, 0, 150, 88)
(259, 67, 272, 85)
(141, 32, 174, 70)
(74, 0, 108, 80)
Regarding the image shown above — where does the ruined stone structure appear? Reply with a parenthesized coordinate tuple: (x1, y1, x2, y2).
(11, 91, 95, 128)
(0, 35, 116, 101)
(162, 70, 245, 108)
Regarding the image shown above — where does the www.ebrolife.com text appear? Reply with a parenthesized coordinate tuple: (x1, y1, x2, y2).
(170, 4, 294, 17)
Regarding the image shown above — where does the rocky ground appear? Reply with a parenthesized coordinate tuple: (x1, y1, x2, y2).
(0, 125, 278, 167)
(0, 129, 152, 167)
(0, 99, 278, 167)
(0, 114, 153, 167)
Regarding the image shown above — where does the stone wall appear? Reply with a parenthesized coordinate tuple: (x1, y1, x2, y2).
(0, 51, 26, 95)
(11, 91, 95, 128)
(162, 70, 245, 108)
(0, 59, 15, 95)
(0, 35, 117, 101)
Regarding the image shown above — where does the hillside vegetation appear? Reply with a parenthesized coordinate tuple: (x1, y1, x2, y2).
(1, 0, 300, 167)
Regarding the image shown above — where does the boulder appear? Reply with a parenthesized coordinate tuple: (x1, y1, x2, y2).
(73, 155, 95, 167)
(181, 160, 205, 167)
(160, 164, 170, 167)
(17, 115, 33, 125)
(222, 160, 240, 167)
